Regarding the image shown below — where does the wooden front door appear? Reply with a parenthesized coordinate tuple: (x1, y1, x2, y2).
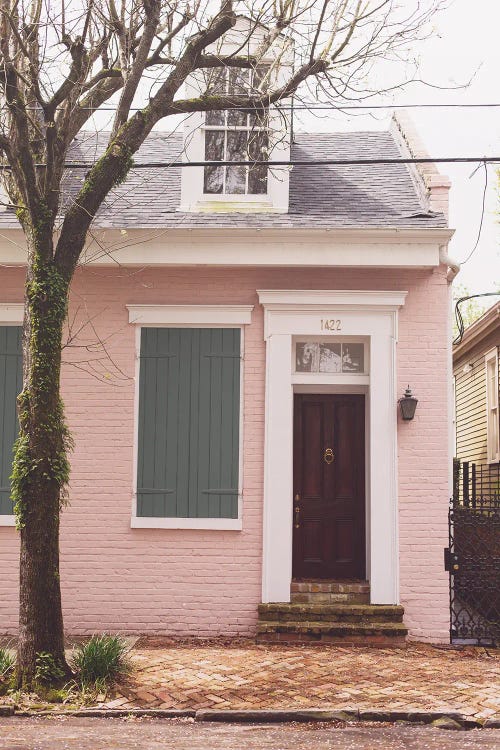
(293, 394, 365, 579)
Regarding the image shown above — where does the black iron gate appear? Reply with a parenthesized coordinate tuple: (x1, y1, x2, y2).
(446, 461, 500, 645)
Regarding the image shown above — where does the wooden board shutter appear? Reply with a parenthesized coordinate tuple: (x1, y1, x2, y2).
(137, 328, 240, 518)
(0, 326, 22, 515)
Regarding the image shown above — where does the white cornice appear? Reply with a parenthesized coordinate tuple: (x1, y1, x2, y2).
(127, 304, 254, 326)
(0, 303, 24, 323)
(257, 290, 408, 309)
(0, 226, 452, 268)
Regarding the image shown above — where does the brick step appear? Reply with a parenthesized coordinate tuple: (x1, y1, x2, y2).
(291, 592, 370, 604)
(258, 604, 405, 624)
(291, 581, 370, 604)
(256, 620, 408, 647)
(291, 581, 370, 594)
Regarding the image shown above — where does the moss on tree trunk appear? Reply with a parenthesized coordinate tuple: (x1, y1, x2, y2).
(12, 233, 73, 687)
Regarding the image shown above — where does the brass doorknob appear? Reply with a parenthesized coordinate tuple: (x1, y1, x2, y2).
(324, 447, 334, 464)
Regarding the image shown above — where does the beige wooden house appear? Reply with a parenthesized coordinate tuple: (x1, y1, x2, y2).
(453, 302, 500, 498)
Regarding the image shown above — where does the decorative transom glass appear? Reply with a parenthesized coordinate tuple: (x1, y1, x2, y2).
(295, 342, 365, 374)
(204, 67, 268, 195)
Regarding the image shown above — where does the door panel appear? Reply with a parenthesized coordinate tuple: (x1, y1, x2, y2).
(293, 394, 365, 579)
(302, 401, 324, 498)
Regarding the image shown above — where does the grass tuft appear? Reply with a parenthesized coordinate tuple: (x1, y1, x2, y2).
(0, 647, 15, 678)
(70, 635, 131, 685)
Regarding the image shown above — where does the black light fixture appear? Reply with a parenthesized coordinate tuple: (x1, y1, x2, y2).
(399, 385, 418, 421)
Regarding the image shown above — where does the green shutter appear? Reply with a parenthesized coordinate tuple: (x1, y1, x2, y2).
(0, 326, 22, 515)
(137, 328, 240, 519)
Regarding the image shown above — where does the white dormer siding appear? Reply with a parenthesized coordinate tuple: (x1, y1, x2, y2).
(179, 16, 292, 213)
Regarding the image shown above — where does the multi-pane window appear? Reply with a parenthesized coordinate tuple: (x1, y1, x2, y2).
(204, 67, 268, 196)
(485, 348, 499, 463)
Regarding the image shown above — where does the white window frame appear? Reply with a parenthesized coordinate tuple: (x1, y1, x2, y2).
(485, 347, 499, 464)
(203, 66, 269, 198)
(0, 303, 23, 527)
(127, 305, 253, 530)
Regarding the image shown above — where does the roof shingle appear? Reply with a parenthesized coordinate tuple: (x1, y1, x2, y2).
(0, 130, 446, 229)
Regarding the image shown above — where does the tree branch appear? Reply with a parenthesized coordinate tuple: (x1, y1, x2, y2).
(112, 0, 161, 137)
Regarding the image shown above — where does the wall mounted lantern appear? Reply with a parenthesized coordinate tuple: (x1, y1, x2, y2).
(399, 386, 418, 421)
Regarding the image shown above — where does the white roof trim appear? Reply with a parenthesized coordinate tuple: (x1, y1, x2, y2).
(126, 304, 254, 326)
(0, 303, 24, 323)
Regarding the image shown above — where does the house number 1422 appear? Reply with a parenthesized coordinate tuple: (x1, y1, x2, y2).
(321, 319, 342, 331)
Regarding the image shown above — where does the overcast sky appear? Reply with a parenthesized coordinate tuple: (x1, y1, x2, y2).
(80, 0, 499, 303)
(295, 0, 499, 301)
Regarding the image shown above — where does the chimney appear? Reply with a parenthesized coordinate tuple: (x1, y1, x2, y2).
(390, 110, 451, 221)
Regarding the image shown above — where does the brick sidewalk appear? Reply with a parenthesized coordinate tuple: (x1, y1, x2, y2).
(104, 643, 500, 721)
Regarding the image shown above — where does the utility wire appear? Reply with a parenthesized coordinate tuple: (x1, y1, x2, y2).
(0, 156, 499, 169)
(453, 293, 500, 346)
(3, 103, 500, 112)
(460, 163, 489, 265)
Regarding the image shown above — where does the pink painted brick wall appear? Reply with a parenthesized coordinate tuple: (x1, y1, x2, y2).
(0, 264, 450, 641)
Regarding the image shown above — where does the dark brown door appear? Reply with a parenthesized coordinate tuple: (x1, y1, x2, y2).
(293, 394, 365, 580)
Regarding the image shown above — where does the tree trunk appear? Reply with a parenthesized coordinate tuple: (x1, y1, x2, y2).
(14, 232, 72, 688)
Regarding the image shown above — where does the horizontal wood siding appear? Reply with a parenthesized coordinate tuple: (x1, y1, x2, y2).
(454, 330, 499, 464)
(137, 328, 240, 518)
(0, 326, 22, 515)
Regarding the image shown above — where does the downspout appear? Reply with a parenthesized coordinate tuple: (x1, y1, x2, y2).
(440, 243, 460, 500)
(439, 245, 461, 282)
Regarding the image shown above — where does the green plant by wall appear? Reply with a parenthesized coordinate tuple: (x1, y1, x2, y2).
(70, 635, 131, 685)
(34, 652, 66, 685)
(0, 648, 15, 679)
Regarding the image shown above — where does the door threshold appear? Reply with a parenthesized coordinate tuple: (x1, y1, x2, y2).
(292, 577, 369, 584)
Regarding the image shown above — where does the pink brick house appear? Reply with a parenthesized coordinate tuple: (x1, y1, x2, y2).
(0, 109, 456, 644)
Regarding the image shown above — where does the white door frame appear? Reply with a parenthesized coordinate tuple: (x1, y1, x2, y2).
(258, 290, 407, 605)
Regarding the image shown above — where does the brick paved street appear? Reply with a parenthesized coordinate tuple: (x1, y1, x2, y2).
(100, 643, 500, 721)
(0, 718, 498, 750)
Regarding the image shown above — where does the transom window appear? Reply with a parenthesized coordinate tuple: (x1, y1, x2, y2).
(295, 341, 367, 374)
(204, 67, 269, 196)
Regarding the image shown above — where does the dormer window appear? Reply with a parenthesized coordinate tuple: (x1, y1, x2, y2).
(204, 67, 268, 196)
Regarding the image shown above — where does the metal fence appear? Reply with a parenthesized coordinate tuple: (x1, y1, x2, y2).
(454, 459, 500, 507)
(447, 461, 500, 645)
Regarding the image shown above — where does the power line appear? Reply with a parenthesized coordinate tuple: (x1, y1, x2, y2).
(0, 156, 499, 170)
(2, 103, 500, 113)
(460, 163, 489, 265)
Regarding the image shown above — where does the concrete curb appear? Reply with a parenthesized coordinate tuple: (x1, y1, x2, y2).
(0, 706, 494, 728)
(195, 709, 483, 728)
(12, 708, 195, 719)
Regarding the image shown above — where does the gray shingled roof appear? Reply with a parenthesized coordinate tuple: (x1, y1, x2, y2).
(0, 130, 447, 229)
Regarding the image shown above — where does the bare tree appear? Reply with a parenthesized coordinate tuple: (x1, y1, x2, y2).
(0, 0, 443, 687)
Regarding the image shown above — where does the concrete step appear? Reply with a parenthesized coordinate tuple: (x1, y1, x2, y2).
(256, 620, 408, 647)
(258, 604, 405, 624)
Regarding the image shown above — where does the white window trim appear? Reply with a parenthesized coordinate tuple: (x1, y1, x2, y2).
(485, 347, 499, 464)
(127, 305, 253, 530)
(0, 303, 23, 324)
(0, 303, 23, 526)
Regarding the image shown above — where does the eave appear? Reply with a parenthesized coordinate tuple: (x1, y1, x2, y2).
(0, 225, 454, 268)
(453, 302, 500, 361)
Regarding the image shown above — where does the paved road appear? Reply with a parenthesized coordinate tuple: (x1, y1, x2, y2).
(0, 718, 498, 749)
